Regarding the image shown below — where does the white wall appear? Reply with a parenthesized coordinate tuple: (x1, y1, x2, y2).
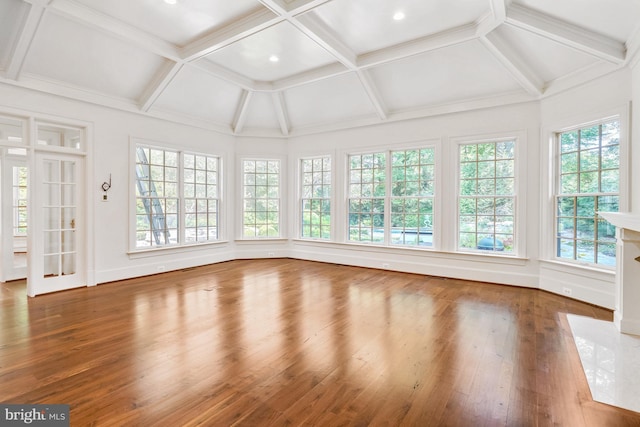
(632, 62, 640, 213)
(538, 68, 632, 308)
(0, 84, 238, 285)
(0, 65, 635, 309)
(288, 102, 541, 288)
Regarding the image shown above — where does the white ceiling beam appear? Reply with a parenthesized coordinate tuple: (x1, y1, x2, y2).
(4, 1, 47, 80)
(271, 92, 290, 136)
(626, 24, 640, 68)
(181, 8, 282, 62)
(232, 90, 254, 134)
(476, 0, 506, 36)
(51, 0, 180, 61)
(272, 62, 348, 91)
(259, 0, 357, 70)
(192, 61, 256, 91)
(285, 0, 333, 15)
(138, 62, 184, 112)
(505, 4, 625, 64)
(356, 70, 387, 120)
(481, 32, 544, 96)
(358, 23, 478, 69)
(543, 62, 618, 97)
(293, 13, 358, 69)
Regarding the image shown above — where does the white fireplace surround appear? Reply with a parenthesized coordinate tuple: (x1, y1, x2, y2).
(598, 212, 640, 336)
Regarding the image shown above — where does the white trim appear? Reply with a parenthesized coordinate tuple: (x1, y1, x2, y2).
(541, 104, 630, 270)
(450, 130, 527, 258)
(236, 154, 287, 240)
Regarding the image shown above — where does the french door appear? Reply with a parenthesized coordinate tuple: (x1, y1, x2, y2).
(28, 152, 85, 296)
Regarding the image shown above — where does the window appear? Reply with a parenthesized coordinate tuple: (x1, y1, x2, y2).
(242, 159, 280, 238)
(301, 156, 331, 239)
(13, 166, 28, 236)
(347, 146, 435, 246)
(183, 154, 219, 243)
(458, 140, 515, 254)
(348, 152, 386, 243)
(555, 120, 619, 266)
(390, 148, 434, 247)
(134, 144, 220, 249)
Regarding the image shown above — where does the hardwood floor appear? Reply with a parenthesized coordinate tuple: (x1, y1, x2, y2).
(1, 259, 639, 426)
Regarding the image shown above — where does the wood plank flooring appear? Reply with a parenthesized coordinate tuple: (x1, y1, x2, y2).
(1, 259, 639, 426)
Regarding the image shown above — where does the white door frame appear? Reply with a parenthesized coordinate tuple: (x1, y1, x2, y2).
(28, 151, 86, 296)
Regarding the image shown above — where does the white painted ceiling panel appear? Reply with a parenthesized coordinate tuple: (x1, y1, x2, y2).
(202, 21, 338, 82)
(23, 13, 165, 100)
(151, 65, 243, 124)
(310, 0, 489, 55)
(285, 72, 378, 128)
(1, 1, 638, 136)
(513, 0, 640, 42)
(370, 40, 523, 112)
(241, 92, 282, 130)
(494, 25, 600, 84)
(0, 0, 29, 70)
(70, 0, 263, 47)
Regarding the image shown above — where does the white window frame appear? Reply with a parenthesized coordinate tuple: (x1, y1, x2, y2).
(238, 156, 285, 240)
(129, 139, 222, 252)
(541, 106, 630, 269)
(553, 116, 624, 269)
(452, 132, 526, 257)
(299, 155, 332, 240)
(343, 141, 438, 249)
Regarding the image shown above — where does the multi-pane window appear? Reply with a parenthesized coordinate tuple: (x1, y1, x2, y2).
(184, 154, 218, 243)
(391, 148, 435, 247)
(301, 156, 331, 239)
(348, 147, 435, 247)
(134, 144, 220, 249)
(243, 159, 280, 238)
(556, 120, 619, 266)
(348, 152, 386, 243)
(13, 166, 28, 236)
(458, 140, 516, 254)
(135, 146, 179, 247)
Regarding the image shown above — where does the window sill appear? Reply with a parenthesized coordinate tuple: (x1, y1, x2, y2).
(128, 240, 230, 259)
(291, 239, 529, 265)
(539, 259, 615, 279)
(235, 238, 289, 244)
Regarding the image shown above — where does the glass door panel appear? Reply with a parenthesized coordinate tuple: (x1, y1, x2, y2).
(28, 152, 84, 296)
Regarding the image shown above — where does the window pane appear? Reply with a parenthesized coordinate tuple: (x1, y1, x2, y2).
(457, 140, 515, 254)
(555, 119, 620, 266)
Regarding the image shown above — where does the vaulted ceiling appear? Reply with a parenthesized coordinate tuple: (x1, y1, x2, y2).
(1, 0, 639, 137)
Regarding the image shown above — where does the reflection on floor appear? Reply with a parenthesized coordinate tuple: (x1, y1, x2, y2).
(567, 314, 640, 413)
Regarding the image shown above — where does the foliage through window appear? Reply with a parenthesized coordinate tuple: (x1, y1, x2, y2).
(348, 152, 386, 243)
(391, 149, 435, 247)
(348, 147, 435, 246)
(301, 156, 331, 239)
(458, 140, 515, 254)
(243, 159, 280, 238)
(184, 154, 218, 243)
(134, 145, 220, 248)
(556, 120, 619, 266)
(13, 166, 28, 236)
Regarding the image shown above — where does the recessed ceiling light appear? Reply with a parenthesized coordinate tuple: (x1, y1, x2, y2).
(269, 55, 279, 63)
(164, 0, 177, 4)
(393, 11, 405, 21)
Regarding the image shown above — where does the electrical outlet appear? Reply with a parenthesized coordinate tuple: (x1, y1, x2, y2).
(268, 252, 275, 257)
(157, 265, 166, 272)
(382, 263, 391, 269)
(562, 287, 572, 297)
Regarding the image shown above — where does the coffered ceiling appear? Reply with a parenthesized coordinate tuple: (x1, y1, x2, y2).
(1, 0, 639, 137)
